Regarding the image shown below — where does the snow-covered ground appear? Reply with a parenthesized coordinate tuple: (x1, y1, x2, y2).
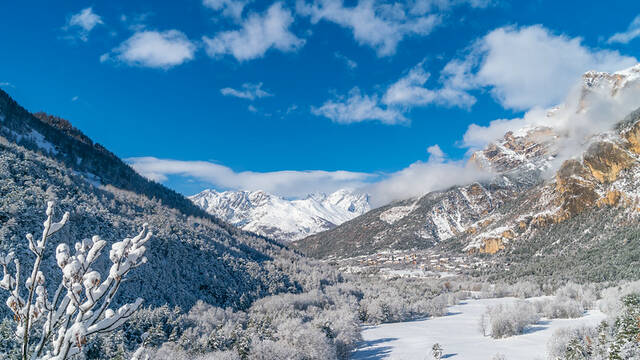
(352, 297, 606, 360)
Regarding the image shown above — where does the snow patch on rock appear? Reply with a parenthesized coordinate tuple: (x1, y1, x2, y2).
(379, 203, 418, 225)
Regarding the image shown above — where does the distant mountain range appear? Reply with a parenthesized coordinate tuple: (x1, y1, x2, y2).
(294, 64, 640, 282)
(190, 188, 370, 241)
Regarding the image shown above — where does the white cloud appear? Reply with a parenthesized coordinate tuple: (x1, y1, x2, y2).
(130, 70, 640, 206)
(461, 63, 640, 156)
(102, 30, 197, 69)
(382, 63, 437, 106)
(426, 144, 444, 160)
(297, 0, 440, 56)
(608, 15, 640, 44)
(65, 7, 104, 41)
(409, 0, 493, 14)
(312, 87, 406, 124)
(0, 82, 13, 88)
(334, 52, 357, 69)
(220, 83, 273, 100)
(71, 96, 79, 102)
(368, 72, 640, 205)
(248, 104, 258, 112)
(120, 12, 152, 32)
(382, 61, 475, 108)
(442, 25, 637, 110)
(203, 0, 249, 21)
(313, 61, 474, 125)
(365, 145, 492, 206)
(203, 2, 304, 61)
(128, 157, 373, 198)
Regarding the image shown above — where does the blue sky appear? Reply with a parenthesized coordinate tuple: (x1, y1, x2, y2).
(1, 0, 639, 203)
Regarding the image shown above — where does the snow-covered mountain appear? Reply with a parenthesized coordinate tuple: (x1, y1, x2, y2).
(190, 188, 371, 241)
(296, 64, 640, 267)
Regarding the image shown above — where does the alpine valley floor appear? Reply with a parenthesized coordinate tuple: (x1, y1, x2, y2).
(353, 297, 606, 360)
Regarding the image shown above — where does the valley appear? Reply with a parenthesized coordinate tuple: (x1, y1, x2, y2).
(353, 297, 607, 360)
(2, 5, 640, 358)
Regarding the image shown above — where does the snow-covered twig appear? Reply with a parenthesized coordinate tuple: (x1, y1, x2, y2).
(0, 201, 151, 360)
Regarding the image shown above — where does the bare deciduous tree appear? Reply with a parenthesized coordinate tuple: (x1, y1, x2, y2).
(0, 201, 151, 360)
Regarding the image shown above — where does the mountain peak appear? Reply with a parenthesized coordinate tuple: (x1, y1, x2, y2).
(189, 188, 371, 241)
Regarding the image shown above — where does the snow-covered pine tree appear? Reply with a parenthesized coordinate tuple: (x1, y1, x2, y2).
(0, 201, 151, 360)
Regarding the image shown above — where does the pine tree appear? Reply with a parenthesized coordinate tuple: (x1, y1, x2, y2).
(564, 338, 586, 360)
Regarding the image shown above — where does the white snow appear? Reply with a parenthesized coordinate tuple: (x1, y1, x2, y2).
(352, 297, 606, 360)
(380, 203, 418, 225)
(189, 188, 370, 241)
(430, 209, 464, 241)
(9, 128, 58, 154)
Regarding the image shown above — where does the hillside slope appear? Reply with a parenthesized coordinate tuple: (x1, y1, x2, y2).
(0, 89, 325, 316)
(295, 65, 640, 282)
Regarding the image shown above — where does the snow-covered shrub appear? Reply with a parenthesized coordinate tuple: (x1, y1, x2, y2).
(599, 280, 640, 316)
(0, 201, 151, 360)
(555, 283, 597, 310)
(547, 293, 640, 359)
(136, 342, 241, 360)
(546, 326, 598, 360)
(482, 301, 540, 338)
(247, 339, 301, 359)
(533, 297, 584, 319)
(512, 281, 542, 299)
(479, 281, 541, 299)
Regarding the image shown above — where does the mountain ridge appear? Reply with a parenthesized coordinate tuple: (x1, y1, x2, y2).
(295, 64, 640, 268)
(190, 187, 371, 241)
(0, 88, 329, 316)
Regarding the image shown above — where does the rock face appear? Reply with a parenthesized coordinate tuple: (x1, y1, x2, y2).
(295, 64, 640, 261)
(189, 188, 371, 241)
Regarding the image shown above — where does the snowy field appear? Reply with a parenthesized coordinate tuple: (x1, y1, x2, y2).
(352, 297, 606, 360)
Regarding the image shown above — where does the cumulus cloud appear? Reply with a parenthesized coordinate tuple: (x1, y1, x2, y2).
(64, 7, 104, 41)
(312, 61, 474, 125)
(130, 69, 640, 206)
(102, 30, 197, 69)
(368, 70, 640, 205)
(608, 15, 640, 44)
(127, 150, 491, 205)
(203, 0, 250, 21)
(297, 0, 440, 56)
(442, 25, 637, 110)
(365, 145, 492, 206)
(221, 83, 273, 100)
(462, 63, 640, 162)
(382, 61, 476, 108)
(312, 88, 406, 124)
(128, 157, 373, 198)
(203, 2, 304, 61)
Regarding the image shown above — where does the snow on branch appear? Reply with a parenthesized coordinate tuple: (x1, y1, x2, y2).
(0, 201, 151, 360)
